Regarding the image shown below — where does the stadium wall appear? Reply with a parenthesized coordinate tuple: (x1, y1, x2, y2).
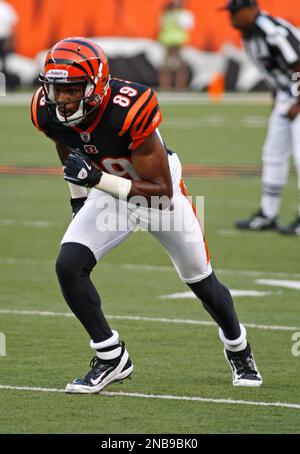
(7, 0, 300, 58)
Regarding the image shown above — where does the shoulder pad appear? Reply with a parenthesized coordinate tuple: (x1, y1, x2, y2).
(108, 80, 162, 150)
(30, 87, 48, 132)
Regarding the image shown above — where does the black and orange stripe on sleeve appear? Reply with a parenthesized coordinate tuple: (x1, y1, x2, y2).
(118, 88, 152, 137)
(30, 87, 44, 131)
(118, 89, 162, 150)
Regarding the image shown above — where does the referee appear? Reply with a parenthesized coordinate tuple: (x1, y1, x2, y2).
(221, 0, 300, 235)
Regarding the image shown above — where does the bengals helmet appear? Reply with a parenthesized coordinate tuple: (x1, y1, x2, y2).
(39, 37, 110, 126)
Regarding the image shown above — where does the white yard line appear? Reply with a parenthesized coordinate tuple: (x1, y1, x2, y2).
(1, 257, 300, 279)
(218, 229, 245, 237)
(0, 92, 271, 106)
(256, 279, 300, 291)
(217, 268, 300, 279)
(0, 218, 63, 228)
(162, 116, 268, 129)
(115, 263, 174, 272)
(0, 308, 298, 331)
(158, 93, 271, 105)
(159, 290, 271, 299)
(0, 94, 33, 105)
(0, 384, 299, 410)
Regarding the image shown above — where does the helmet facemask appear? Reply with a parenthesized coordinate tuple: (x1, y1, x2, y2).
(39, 70, 109, 127)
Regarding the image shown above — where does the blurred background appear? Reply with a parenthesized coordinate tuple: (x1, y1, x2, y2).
(2, 0, 300, 92)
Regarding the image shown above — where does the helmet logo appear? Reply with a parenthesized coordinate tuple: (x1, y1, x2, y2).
(80, 132, 90, 142)
(46, 69, 69, 79)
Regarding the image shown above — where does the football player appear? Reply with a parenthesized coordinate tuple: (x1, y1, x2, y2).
(221, 0, 300, 235)
(31, 37, 262, 393)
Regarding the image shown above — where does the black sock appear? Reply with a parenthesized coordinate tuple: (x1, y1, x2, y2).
(56, 242, 112, 342)
(188, 272, 241, 340)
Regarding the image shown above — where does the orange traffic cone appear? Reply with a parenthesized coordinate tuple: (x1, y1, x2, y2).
(208, 73, 225, 102)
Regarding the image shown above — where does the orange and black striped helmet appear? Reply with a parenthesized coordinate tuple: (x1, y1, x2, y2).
(39, 37, 110, 125)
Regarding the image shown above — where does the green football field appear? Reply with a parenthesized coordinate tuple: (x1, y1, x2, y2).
(0, 97, 299, 434)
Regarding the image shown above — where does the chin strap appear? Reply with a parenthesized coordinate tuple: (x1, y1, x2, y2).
(55, 100, 84, 126)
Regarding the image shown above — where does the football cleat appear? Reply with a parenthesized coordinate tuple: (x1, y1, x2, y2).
(224, 343, 263, 387)
(235, 209, 278, 231)
(66, 342, 133, 394)
(278, 215, 300, 236)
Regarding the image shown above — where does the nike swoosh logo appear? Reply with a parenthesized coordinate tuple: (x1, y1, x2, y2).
(90, 368, 112, 386)
(83, 160, 92, 171)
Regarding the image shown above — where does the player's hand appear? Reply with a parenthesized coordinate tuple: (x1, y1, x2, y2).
(64, 152, 102, 187)
(70, 196, 87, 219)
(287, 103, 300, 120)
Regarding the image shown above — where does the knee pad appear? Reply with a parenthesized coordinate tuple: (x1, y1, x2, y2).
(56, 242, 96, 281)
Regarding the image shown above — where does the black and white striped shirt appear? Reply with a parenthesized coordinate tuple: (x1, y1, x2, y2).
(243, 12, 300, 93)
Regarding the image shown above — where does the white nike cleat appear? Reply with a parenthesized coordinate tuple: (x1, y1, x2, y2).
(66, 342, 133, 394)
(224, 343, 263, 387)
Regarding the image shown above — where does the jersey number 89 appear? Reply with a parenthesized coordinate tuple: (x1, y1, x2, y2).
(113, 86, 138, 107)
